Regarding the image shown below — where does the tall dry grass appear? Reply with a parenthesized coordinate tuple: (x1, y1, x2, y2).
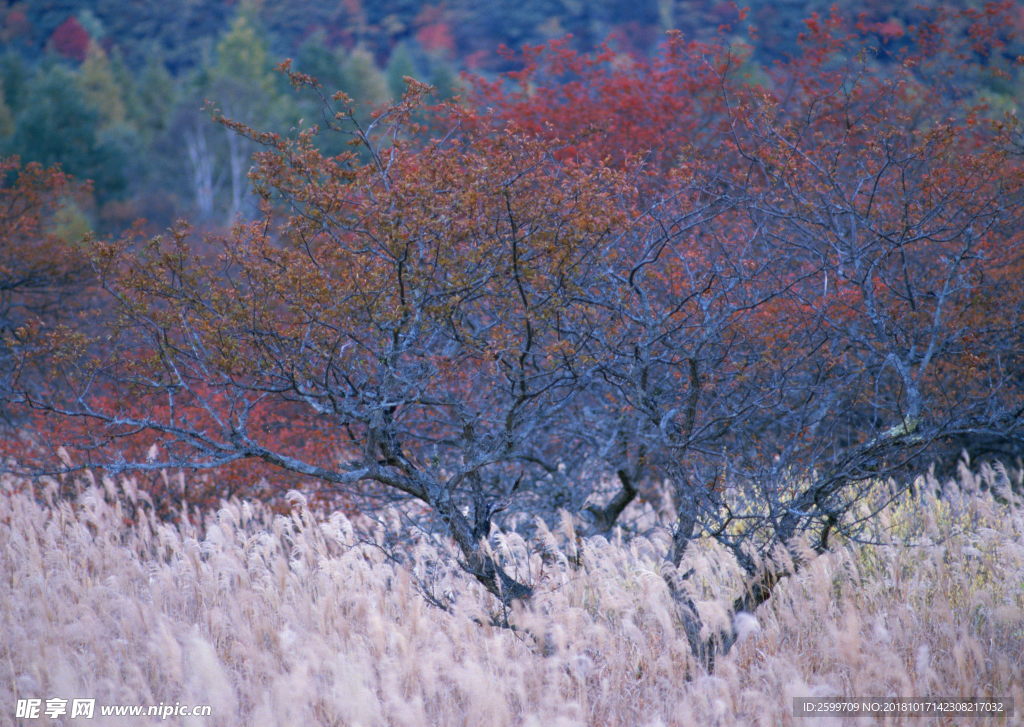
(2, 467, 1022, 726)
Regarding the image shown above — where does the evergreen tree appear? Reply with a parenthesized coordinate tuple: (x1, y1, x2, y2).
(0, 81, 13, 139)
(78, 41, 127, 128)
(295, 32, 346, 92)
(210, 11, 276, 102)
(385, 42, 419, 101)
(127, 53, 176, 144)
(0, 52, 29, 112)
(428, 56, 460, 101)
(340, 46, 389, 114)
(8, 65, 130, 207)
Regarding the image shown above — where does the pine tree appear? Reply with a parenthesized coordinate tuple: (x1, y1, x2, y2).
(341, 46, 390, 110)
(385, 42, 419, 101)
(78, 42, 127, 128)
(0, 81, 13, 139)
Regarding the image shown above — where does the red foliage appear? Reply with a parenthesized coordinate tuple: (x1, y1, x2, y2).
(416, 22, 455, 55)
(49, 17, 90, 63)
(461, 33, 730, 176)
(4, 8, 29, 39)
(412, 4, 454, 56)
(0, 157, 93, 329)
(14, 400, 353, 520)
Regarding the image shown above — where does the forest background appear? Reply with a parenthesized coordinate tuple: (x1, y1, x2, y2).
(4, 0, 1022, 236)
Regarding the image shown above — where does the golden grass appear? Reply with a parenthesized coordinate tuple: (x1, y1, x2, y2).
(1, 467, 1022, 726)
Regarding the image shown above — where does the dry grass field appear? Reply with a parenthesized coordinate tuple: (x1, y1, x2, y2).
(2, 467, 1022, 726)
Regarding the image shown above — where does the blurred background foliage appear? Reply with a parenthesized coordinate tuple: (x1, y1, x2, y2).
(2, 0, 1022, 235)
